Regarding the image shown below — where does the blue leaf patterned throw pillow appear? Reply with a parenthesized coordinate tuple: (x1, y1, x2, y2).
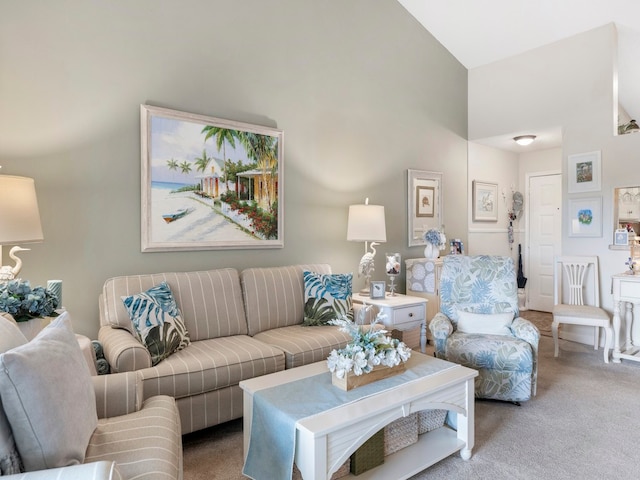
(121, 282, 190, 366)
(303, 271, 353, 326)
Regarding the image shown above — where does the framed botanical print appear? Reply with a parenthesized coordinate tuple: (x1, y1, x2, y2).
(472, 180, 498, 222)
(407, 170, 443, 247)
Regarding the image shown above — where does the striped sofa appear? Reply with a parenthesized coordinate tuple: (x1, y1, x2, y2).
(98, 264, 355, 435)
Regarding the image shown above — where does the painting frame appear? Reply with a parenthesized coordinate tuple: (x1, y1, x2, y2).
(472, 180, 498, 222)
(568, 151, 601, 194)
(615, 229, 629, 246)
(140, 104, 284, 252)
(407, 169, 443, 247)
(568, 196, 602, 238)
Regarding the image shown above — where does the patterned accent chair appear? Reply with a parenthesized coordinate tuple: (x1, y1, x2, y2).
(429, 255, 539, 402)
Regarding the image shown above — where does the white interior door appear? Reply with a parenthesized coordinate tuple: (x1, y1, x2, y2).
(527, 173, 562, 312)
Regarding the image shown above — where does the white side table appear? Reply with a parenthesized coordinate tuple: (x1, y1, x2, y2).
(352, 292, 428, 352)
(612, 272, 640, 363)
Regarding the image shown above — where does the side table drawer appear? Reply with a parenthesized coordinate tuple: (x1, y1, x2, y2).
(392, 304, 425, 327)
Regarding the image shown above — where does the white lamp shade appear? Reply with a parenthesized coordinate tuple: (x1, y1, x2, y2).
(347, 204, 386, 242)
(0, 175, 44, 245)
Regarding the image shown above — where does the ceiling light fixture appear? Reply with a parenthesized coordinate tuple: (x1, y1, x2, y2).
(513, 135, 536, 146)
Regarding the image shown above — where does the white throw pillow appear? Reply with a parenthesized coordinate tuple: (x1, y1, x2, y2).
(0, 313, 97, 472)
(456, 310, 514, 336)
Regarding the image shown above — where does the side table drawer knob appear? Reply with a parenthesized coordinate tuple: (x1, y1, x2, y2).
(409, 313, 413, 317)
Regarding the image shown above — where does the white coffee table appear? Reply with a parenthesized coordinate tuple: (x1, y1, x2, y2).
(241, 353, 477, 480)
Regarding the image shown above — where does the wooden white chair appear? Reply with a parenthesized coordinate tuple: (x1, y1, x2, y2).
(552, 256, 612, 363)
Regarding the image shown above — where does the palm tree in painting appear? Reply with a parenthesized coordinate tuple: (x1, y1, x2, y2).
(237, 132, 278, 210)
(202, 126, 237, 192)
(179, 161, 192, 175)
(194, 149, 212, 173)
(166, 158, 179, 182)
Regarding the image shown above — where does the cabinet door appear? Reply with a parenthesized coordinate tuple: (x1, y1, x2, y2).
(405, 258, 442, 322)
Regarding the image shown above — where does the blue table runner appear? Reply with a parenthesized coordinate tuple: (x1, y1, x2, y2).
(242, 354, 454, 480)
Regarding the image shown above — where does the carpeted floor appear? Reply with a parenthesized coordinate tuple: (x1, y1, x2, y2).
(519, 309, 552, 337)
(183, 322, 640, 480)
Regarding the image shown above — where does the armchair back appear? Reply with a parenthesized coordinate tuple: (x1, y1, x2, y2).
(439, 255, 519, 326)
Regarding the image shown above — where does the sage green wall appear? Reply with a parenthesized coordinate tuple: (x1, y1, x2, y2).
(0, 0, 468, 338)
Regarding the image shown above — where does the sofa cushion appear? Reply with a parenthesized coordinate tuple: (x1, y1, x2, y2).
(0, 313, 97, 472)
(103, 268, 247, 341)
(121, 282, 190, 366)
(137, 335, 285, 400)
(302, 271, 354, 326)
(85, 395, 182, 480)
(242, 264, 332, 336)
(0, 314, 27, 475)
(253, 324, 352, 369)
(456, 310, 514, 336)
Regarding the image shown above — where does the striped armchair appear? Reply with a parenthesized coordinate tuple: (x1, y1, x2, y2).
(0, 314, 182, 480)
(429, 255, 539, 402)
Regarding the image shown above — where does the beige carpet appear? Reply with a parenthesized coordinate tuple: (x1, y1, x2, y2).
(519, 310, 552, 337)
(183, 332, 640, 480)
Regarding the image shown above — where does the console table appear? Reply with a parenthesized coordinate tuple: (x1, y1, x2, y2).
(611, 272, 640, 363)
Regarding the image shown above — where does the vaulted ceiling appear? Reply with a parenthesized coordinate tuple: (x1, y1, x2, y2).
(398, 0, 640, 151)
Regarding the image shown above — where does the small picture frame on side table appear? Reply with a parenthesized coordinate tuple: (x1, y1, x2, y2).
(615, 228, 629, 246)
(370, 281, 386, 299)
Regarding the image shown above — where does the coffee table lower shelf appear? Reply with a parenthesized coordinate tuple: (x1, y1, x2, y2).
(342, 427, 464, 479)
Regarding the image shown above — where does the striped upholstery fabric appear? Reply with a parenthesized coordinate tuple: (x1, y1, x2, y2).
(102, 269, 247, 341)
(91, 372, 142, 419)
(98, 323, 152, 372)
(175, 385, 244, 435)
(253, 325, 352, 368)
(137, 335, 284, 400)
(85, 396, 182, 480)
(241, 264, 331, 336)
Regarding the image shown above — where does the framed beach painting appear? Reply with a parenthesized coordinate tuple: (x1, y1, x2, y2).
(472, 180, 498, 222)
(140, 105, 284, 252)
(407, 169, 443, 247)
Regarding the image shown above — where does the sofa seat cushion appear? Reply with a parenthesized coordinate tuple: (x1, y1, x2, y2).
(138, 336, 285, 400)
(85, 395, 182, 480)
(253, 325, 352, 369)
(446, 332, 533, 373)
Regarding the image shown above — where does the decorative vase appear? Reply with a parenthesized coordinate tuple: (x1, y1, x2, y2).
(424, 243, 440, 260)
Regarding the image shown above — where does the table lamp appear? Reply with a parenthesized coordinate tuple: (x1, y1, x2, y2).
(0, 175, 44, 280)
(347, 198, 386, 294)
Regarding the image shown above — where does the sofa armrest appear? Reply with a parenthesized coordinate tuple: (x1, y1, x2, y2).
(92, 371, 143, 419)
(98, 325, 151, 373)
(4, 461, 120, 480)
(511, 316, 540, 396)
(429, 312, 454, 359)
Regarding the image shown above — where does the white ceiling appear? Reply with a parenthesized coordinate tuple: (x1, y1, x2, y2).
(397, 0, 640, 152)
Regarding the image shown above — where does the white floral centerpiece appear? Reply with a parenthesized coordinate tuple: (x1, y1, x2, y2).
(327, 310, 411, 388)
